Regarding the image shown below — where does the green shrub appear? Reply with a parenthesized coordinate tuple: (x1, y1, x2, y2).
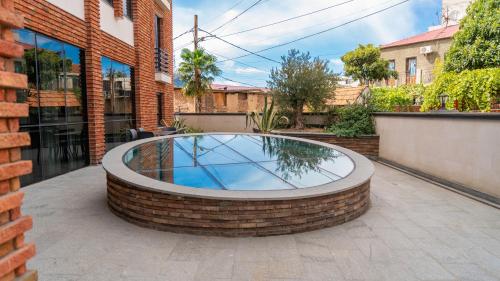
(370, 84, 425, 112)
(421, 67, 500, 112)
(326, 105, 375, 137)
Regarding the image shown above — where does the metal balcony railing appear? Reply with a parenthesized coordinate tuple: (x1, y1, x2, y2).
(155, 48, 169, 74)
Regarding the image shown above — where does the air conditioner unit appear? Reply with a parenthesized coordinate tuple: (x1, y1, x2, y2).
(420, 46, 433, 55)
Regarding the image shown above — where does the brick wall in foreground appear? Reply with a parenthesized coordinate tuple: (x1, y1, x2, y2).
(0, 0, 37, 279)
(107, 174, 370, 237)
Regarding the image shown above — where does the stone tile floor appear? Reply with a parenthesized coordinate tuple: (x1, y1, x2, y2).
(23, 162, 500, 281)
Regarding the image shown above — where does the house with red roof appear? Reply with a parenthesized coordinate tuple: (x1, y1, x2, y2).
(174, 83, 270, 113)
(380, 24, 459, 86)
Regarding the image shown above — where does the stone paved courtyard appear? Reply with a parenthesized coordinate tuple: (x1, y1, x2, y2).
(23, 162, 500, 281)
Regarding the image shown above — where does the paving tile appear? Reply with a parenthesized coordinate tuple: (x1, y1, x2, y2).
(442, 263, 499, 281)
(21, 163, 500, 281)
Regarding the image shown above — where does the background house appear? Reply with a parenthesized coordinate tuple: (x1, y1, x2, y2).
(380, 24, 458, 86)
(379, 0, 472, 86)
(174, 84, 270, 113)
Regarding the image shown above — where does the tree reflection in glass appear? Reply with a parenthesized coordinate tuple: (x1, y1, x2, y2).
(260, 136, 339, 180)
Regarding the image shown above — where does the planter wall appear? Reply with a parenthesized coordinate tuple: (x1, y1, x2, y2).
(273, 132, 379, 159)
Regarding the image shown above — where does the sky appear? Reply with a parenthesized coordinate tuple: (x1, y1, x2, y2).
(172, 0, 442, 87)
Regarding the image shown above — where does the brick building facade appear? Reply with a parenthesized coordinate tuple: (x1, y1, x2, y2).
(12, 0, 174, 186)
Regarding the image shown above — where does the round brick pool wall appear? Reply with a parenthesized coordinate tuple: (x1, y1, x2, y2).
(103, 133, 374, 237)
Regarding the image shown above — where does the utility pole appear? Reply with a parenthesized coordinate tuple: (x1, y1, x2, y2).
(193, 14, 201, 112)
(194, 14, 199, 51)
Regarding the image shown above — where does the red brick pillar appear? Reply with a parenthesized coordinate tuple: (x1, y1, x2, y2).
(0, 0, 37, 280)
(113, 0, 123, 18)
(162, 4, 174, 124)
(133, 0, 157, 131)
(85, 0, 105, 164)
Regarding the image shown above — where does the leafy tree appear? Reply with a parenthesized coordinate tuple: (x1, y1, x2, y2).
(269, 49, 337, 129)
(341, 44, 397, 85)
(178, 48, 221, 112)
(444, 0, 500, 72)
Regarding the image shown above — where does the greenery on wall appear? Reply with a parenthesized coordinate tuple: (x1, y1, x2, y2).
(326, 105, 375, 137)
(444, 0, 500, 73)
(421, 64, 500, 112)
(370, 84, 425, 112)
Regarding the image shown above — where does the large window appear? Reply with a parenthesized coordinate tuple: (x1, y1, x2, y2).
(154, 15, 162, 49)
(123, 0, 132, 20)
(14, 29, 88, 186)
(157, 93, 163, 126)
(406, 57, 417, 84)
(102, 57, 135, 151)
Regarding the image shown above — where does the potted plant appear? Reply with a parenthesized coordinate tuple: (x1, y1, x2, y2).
(246, 97, 288, 133)
(160, 119, 178, 132)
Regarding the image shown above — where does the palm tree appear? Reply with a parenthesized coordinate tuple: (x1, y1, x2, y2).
(178, 48, 221, 112)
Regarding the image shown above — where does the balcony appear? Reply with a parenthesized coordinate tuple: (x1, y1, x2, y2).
(155, 48, 171, 84)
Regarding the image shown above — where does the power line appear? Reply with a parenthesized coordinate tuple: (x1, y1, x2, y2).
(200, 29, 280, 64)
(218, 75, 263, 88)
(174, 41, 193, 52)
(221, 0, 411, 62)
(173, 28, 193, 41)
(219, 0, 355, 38)
(205, 0, 248, 27)
(210, 0, 264, 33)
(205, 49, 268, 72)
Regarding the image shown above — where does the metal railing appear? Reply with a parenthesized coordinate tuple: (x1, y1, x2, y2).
(155, 48, 169, 74)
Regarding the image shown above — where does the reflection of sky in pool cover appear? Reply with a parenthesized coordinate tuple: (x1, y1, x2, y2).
(124, 134, 354, 190)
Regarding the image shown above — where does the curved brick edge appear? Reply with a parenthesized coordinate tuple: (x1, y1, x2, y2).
(273, 132, 379, 159)
(106, 174, 370, 237)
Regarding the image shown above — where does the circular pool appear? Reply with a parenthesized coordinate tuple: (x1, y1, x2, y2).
(103, 133, 373, 236)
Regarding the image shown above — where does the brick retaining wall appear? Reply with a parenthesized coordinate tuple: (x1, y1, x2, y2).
(106, 174, 370, 237)
(273, 132, 379, 159)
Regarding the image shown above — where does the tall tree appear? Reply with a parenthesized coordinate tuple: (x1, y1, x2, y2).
(444, 0, 500, 72)
(178, 48, 221, 112)
(269, 49, 337, 129)
(341, 44, 397, 85)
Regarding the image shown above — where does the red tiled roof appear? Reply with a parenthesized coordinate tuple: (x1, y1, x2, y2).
(211, 84, 269, 93)
(327, 86, 366, 106)
(381, 25, 459, 49)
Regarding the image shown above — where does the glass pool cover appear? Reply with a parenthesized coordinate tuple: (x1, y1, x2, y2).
(124, 134, 354, 191)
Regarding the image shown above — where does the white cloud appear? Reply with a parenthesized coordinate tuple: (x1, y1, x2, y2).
(329, 58, 344, 73)
(173, 0, 426, 84)
(234, 67, 267, 74)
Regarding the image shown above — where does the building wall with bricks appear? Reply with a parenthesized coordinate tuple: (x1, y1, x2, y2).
(11, 0, 174, 184)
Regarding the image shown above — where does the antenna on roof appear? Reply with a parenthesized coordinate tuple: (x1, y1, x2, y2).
(442, 7, 450, 27)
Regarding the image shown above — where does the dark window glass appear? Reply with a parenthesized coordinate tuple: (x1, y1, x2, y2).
(66, 123, 89, 170)
(40, 125, 69, 179)
(19, 127, 43, 186)
(36, 34, 66, 124)
(14, 29, 39, 127)
(102, 56, 135, 151)
(104, 0, 113, 6)
(154, 15, 162, 49)
(124, 0, 132, 20)
(388, 60, 395, 71)
(64, 44, 85, 124)
(157, 93, 163, 126)
(14, 29, 89, 186)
